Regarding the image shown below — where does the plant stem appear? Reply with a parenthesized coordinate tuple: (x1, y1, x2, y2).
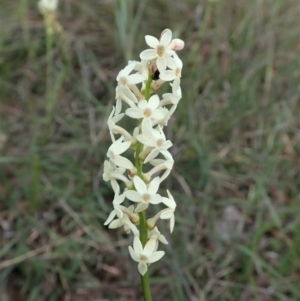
(45, 16, 53, 130)
(134, 74, 153, 301)
(140, 270, 153, 301)
(138, 212, 152, 301)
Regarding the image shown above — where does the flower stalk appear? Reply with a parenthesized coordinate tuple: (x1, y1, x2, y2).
(103, 29, 184, 300)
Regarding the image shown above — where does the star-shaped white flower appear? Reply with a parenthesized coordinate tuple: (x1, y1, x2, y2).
(107, 107, 125, 142)
(124, 176, 162, 212)
(139, 29, 175, 73)
(116, 85, 139, 113)
(103, 160, 131, 189)
(128, 236, 165, 275)
(104, 186, 125, 226)
(146, 157, 174, 183)
(125, 95, 164, 137)
(108, 106, 135, 143)
(109, 210, 139, 236)
(160, 54, 182, 82)
(137, 126, 173, 163)
(130, 60, 149, 79)
(160, 190, 176, 233)
(116, 62, 146, 89)
(148, 227, 168, 246)
(107, 136, 134, 169)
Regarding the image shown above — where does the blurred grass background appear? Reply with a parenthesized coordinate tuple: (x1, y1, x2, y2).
(0, 0, 299, 300)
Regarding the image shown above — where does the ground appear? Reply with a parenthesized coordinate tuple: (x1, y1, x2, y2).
(0, 1, 299, 301)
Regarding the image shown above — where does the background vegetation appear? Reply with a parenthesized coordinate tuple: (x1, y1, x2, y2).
(0, 0, 299, 300)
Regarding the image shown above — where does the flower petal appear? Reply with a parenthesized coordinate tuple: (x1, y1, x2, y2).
(160, 208, 174, 219)
(138, 262, 148, 276)
(151, 109, 165, 120)
(140, 49, 157, 60)
(147, 251, 165, 263)
(124, 190, 141, 202)
(122, 62, 135, 76)
(162, 196, 176, 209)
(127, 74, 146, 85)
(156, 56, 167, 73)
(113, 155, 134, 169)
(113, 140, 131, 155)
(148, 95, 160, 109)
(138, 99, 148, 110)
(148, 177, 160, 194)
(133, 175, 147, 194)
(162, 141, 173, 150)
(160, 29, 172, 47)
(144, 149, 159, 164)
(143, 238, 157, 256)
(145, 35, 159, 48)
(104, 210, 116, 225)
(170, 215, 175, 233)
(166, 56, 177, 70)
(142, 118, 152, 137)
(135, 201, 149, 213)
(159, 70, 176, 82)
(122, 87, 138, 103)
(115, 207, 123, 219)
(109, 219, 122, 229)
(126, 108, 143, 119)
(149, 194, 162, 204)
(129, 246, 139, 262)
(136, 135, 156, 147)
(133, 236, 143, 255)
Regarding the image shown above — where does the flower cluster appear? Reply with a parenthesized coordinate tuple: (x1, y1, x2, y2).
(38, 0, 58, 14)
(103, 29, 184, 276)
(38, 0, 62, 35)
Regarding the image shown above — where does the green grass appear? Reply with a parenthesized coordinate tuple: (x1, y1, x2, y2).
(0, 0, 299, 300)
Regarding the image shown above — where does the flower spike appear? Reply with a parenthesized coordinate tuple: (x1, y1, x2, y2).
(103, 29, 183, 293)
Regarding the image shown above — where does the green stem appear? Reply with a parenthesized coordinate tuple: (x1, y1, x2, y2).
(135, 140, 143, 176)
(45, 17, 53, 131)
(144, 73, 153, 100)
(138, 211, 152, 301)
(134, 74, 153, 301)
(139, 211, 148, 246)
(140, 270, 152, 301)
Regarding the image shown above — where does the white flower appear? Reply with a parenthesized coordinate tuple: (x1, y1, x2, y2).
(124, 176, 162, 212)
(162, 190, 176, 209)
(104, 186, 125, 226)
(128, 236, 165, 275)
(160, 190, 176, 233)
(140, 29, 175, 73)
(125, 95, 164, 137)
(148, 227, 168, 245)
(108, 106, 135, 143)
(109, 211, 139, 236)
(131, 60, 149, 79)
(167, 38, 185, 51)
(137, 126, 173, 163)
(155, 82, 182, 122)
(103, 30, 184, 274)
(103, 160, 131, 189)
(152, 107, 172, 128)
(170, 79, 182, 99)
(107, 136, 134, 169)
(145, 158, 174, 183)
(117, 62, 146, 89)
(115, 87, 138, 116)
(38, 0, 58, 13)
(117, 86, 139, 109)
(160, 55, 182, 82)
